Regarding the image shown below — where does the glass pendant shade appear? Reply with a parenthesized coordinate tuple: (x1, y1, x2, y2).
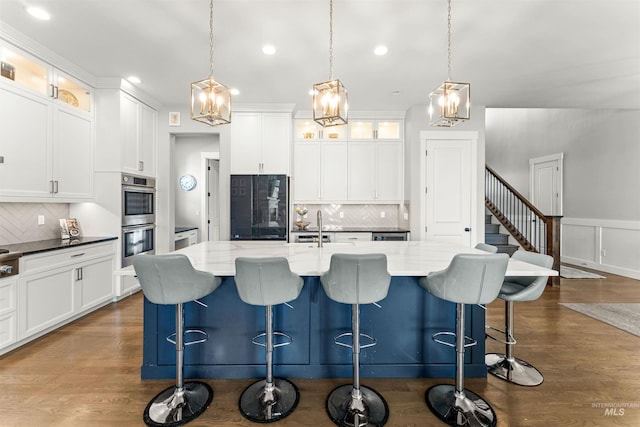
(428, 81, 470, 127)
(313, 79, 348, 127)
(191, 77, 231, 126)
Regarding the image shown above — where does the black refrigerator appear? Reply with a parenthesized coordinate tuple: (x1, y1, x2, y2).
(230, 174, 288, 240)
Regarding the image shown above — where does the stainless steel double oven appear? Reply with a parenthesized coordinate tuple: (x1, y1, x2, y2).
(121, 174, 156, 266)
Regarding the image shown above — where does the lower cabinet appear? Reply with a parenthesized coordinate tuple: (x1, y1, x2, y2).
(0, 276, 17, 349)
(3, 241, 115, 354)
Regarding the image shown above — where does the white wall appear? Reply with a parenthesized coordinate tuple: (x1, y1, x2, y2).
(405, 104, 486, 244)
(485, 108, 640, 278)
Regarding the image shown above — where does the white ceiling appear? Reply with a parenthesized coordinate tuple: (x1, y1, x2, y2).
(1, 0, 639, 112)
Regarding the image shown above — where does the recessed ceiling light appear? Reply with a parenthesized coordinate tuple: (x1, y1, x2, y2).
(391, 90, 401, 96)
(126, 76, 141, 84)
(262, 45, 276, 55)
(26, 6, 50, 21)
(230, 88, 240, 95)
(374, 45, 388, 56)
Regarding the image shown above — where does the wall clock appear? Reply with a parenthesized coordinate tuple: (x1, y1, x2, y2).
(179, 174, 197, 191)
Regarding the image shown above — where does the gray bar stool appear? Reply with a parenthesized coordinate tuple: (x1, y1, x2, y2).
(234, 257, 304, 423)
(320, 253, 391, 427)
(419, 253, 509, 427)
(485, 250, 553, 386)
(133, 254, 222, 427)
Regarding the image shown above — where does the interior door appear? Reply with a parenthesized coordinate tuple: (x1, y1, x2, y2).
(530, 153, 563, 215)
(207, 159, 220, 241)
(425, 138, 472, 246)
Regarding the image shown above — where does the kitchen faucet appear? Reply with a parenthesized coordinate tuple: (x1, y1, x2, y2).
(317, 210, 323, 247)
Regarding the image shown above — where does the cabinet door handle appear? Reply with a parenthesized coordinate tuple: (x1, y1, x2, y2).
(138, 161, 144, 171)
(76, 267, 83, 281)
(71, 253, 86, 258)
(50, 84, 56, 98)
(54, 180, 59, 194)
(49, 180, 55, 194)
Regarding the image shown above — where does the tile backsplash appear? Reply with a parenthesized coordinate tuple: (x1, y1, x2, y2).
(0, 203, 69, 245)
(293, 203, 409, 229)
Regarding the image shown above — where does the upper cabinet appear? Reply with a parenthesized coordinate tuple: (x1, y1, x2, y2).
(294, 119, 347, 141)
(292, 117, 404, 203)
(120, 92, 157, 176)
(0, 41, 94, 201)
(230, 112, 291, 175)
(349, 120, 402, 141)
(0, 42, 92, 113)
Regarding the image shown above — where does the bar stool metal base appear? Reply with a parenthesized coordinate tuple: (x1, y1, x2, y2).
(326, 384, 389, 427)
(426, 384, 496, 427)
(485, 353, 544, 386)
(143, 381, 213, 427)
(239, 377, 300, 423)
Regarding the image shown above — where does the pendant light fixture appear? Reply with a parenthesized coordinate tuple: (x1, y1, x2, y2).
(312, 0, 348, 127)
(428, 0, 470, 127)
(191, 0, 231, 126)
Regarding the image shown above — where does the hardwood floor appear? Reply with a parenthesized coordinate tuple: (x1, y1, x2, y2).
(1, 267, 639, 426)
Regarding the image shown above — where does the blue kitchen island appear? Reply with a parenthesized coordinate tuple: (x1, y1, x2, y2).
(133, 240, 556, 380)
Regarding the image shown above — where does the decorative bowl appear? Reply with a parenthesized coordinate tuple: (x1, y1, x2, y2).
(295, 221, 310, 230)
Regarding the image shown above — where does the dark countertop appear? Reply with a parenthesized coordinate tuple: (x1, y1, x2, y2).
(292, 226, 409, 233)
(175, 226, 198, 233)
(1, 236, 118, 257)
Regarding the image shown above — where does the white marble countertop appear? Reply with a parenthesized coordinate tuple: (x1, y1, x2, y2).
(116, 240, 558, 277)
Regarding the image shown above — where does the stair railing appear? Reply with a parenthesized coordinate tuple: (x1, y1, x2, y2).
(485, 165, 561, 287)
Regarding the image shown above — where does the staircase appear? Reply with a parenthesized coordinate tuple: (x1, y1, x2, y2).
(484, 165, 562, 287)
(484, 214, 519, 255)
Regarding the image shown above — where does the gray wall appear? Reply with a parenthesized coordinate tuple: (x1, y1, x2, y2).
(485, 109, 640, 221)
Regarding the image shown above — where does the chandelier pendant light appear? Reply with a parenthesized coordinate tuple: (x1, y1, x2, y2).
(429, 0, 470, 127)
(313, 0, 348, 127)
(191, 0, 231, 126)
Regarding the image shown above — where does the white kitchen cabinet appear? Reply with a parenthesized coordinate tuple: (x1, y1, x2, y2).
(175, 229, 198, 250)
(349, 119, 402, 141)
(121, 92, 157, 176)
(231, 112, 291, 174)
(0, 277, 17, 350)
(348, 140, 403, 202)
(293, 140, 347, 202)
(0, 81, 93, 200)
(294, 119, 347, 141)
(14, 241, 115, 350)
(0, 41, 92, 113)
(333, 232, 372, 242)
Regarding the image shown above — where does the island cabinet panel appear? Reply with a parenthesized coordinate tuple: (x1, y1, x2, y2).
(145, 277, 311, 377)
(141, 276, 487, 380)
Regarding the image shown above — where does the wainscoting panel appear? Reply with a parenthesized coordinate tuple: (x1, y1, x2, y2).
(562, 218, 640, 280)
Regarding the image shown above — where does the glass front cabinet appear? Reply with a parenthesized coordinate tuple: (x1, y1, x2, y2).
(0, 42, 92, 113)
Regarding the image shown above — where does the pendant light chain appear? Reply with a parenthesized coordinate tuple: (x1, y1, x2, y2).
(447, 0, 452, 81)
(209, 0, 214, 78)
(329, 0, 334, 80)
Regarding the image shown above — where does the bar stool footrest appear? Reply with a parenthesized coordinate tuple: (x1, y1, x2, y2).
(166, 329, 208, 346)
(432, 331, 477, 348)
(485, 325, 517, 345)
(334, 332, 377, 350)
(251, 331, 293, 348)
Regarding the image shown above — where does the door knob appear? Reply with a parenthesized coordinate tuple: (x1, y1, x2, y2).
(464, 227, 471, 232)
